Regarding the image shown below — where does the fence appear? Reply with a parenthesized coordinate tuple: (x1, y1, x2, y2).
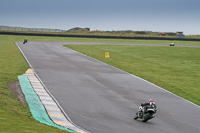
(0, 26, 66, 33)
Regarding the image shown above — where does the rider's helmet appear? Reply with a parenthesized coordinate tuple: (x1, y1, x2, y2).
(149, 99, 155, 106)
(149, 99, 154, 103)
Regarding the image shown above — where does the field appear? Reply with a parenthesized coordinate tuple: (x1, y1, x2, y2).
(0, 34, 199, 132)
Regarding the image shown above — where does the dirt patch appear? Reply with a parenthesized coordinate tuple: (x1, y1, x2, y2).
(7, 81, 27, 106)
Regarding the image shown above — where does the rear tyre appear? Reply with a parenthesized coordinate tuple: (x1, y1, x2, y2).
(134, 113, 138, 120)
(142, 113, 150, 122)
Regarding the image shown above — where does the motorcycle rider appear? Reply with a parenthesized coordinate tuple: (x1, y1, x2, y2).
(23, 38, 28, 44)
(138, 99, 156, 117)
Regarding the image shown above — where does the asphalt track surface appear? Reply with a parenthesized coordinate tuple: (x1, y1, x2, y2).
(17, 42, 200, 133)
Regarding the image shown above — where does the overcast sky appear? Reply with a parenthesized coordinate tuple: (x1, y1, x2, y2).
(0, 0, 200, 35)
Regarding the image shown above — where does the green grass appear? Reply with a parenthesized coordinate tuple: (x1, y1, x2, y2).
(0, 34, 199, 132)
(1, 34, 200, 46)
(0, 35, 68, 133)
(64, 45, 200, 106)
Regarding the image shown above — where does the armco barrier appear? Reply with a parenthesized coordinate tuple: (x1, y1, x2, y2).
(1, 31, 200, 41)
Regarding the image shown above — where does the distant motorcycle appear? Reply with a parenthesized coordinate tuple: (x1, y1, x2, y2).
(134, 103, 156, 122)
(23, 38, 28, 44)
(169, 43, 175, 46)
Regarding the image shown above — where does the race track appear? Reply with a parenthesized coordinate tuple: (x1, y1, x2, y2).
(16, 42, 200, 133)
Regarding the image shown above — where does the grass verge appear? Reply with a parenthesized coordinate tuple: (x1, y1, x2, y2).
(64, 45, 200, 106)
(0, 35, 69, 132)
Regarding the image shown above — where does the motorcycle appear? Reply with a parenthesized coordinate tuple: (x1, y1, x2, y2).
(169, 43, 175, 46)
(23, 38, 28, 44)
(134, 104, 156, 122)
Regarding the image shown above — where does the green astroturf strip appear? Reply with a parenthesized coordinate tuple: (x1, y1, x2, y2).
(18, 75, 75, 132)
